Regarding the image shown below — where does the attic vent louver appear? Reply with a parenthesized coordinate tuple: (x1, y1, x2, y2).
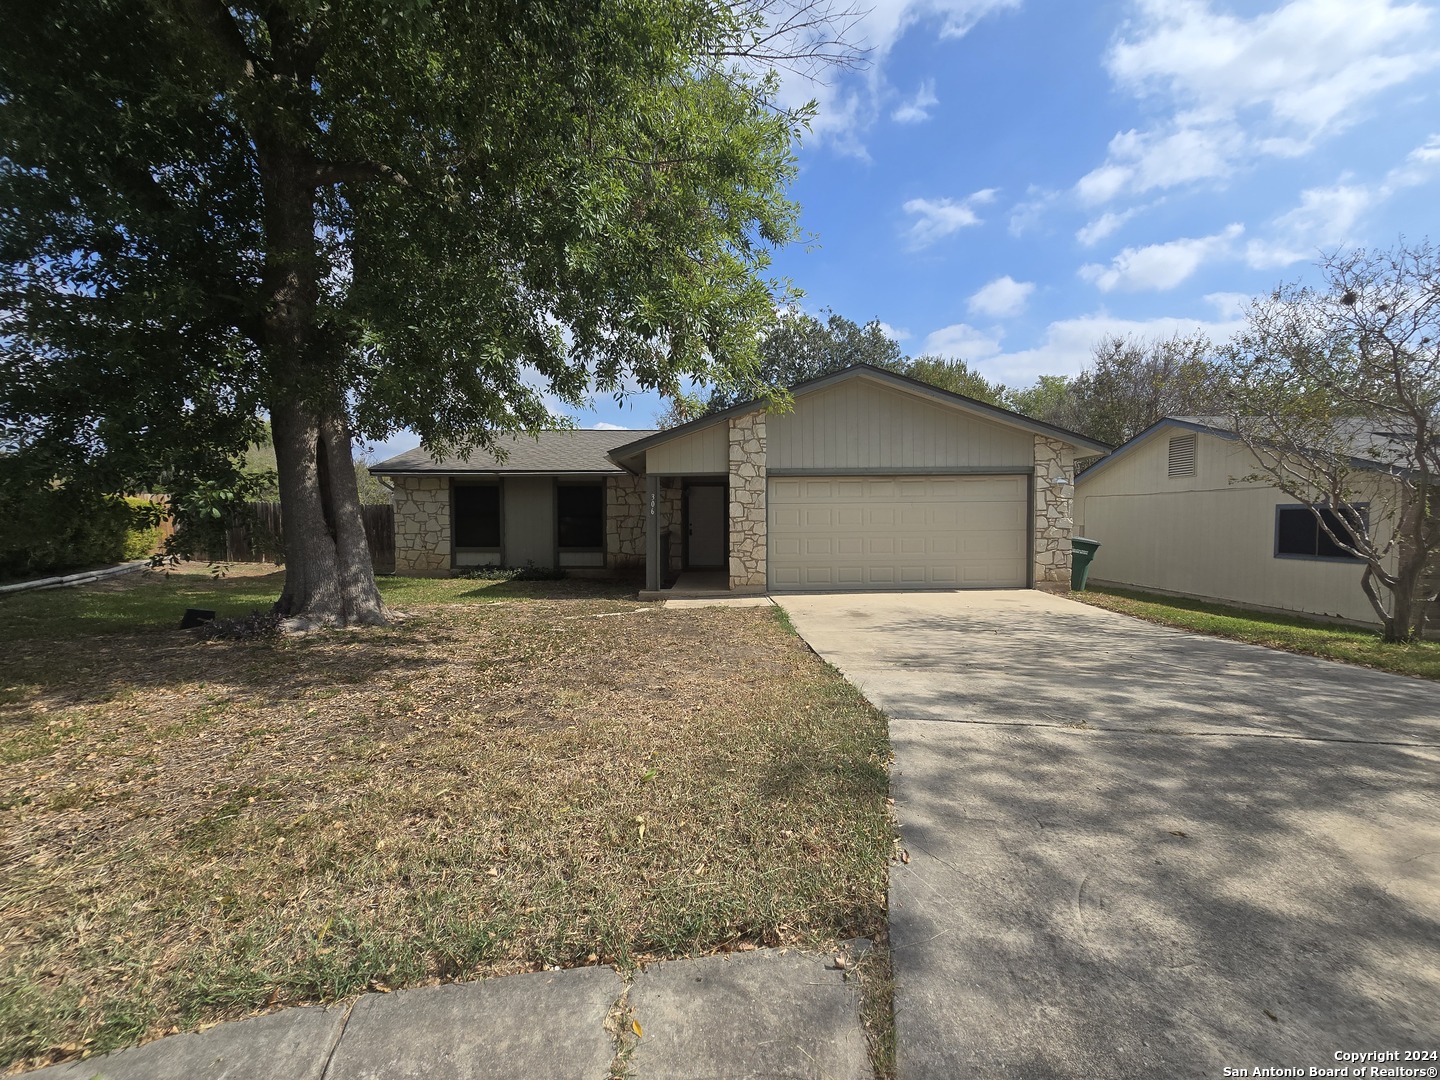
(1168, 433, 1197, 478)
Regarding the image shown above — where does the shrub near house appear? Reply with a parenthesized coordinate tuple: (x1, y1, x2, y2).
(0, 490, 162, 582)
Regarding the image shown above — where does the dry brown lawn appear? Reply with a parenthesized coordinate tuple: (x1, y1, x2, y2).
(0, 573, 893, 1072)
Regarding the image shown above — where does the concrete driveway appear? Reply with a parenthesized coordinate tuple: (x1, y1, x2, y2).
(778, 590, 1440, 1080)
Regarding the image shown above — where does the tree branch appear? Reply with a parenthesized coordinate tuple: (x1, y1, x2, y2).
(173, 0, 268, 83)
(311, 160, 411, 189)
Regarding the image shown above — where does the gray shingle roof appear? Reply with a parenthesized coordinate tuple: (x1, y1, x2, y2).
(1170, 415, 1427, 470)
(370, 429, 656, 475)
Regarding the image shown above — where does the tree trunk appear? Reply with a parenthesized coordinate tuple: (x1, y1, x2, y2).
(259, 143, 387, 626)
(270, 397, 387, 626)
(319, 408, 387, 625)
(1387, 551, 1427, 643)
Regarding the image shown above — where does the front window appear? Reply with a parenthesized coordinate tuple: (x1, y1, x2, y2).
(557, 484, 604, 549)
(453, 484, 500, 549)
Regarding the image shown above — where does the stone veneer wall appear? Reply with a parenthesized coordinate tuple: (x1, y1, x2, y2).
(392, 476, 451, 576)
(606, 474, 645, 569)
(1033, 435, 1076, 588)
(728, 410, 767, 589)
(662, 482, 683, 575)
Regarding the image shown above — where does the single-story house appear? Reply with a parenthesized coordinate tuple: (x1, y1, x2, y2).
(371, 364, 1110, 593)
(1075, 416, 1439, 628)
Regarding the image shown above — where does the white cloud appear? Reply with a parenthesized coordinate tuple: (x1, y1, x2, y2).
(968, 275, 1035, 318)
(921, 322, 1004, 359)
(892, 79, 939, 124)
(1110, 0, 1437, 133)
(1244, 133, 1440, 268)
(1008, 187, 1059, 236)
(876, 321, 912, 342)
(1203, 292, 1250, 319)
(1381, 132, 1440, 188)
(588, 421, 627, 430)
(1244, 185, 1373, 268)
(1079, 224, 1243, 292)
(970, 311, 1248, 385)
(902, 189, 998, 249)
(1076, 208, 1139, 246)
(773, 0, 1021, 154)
(1075, 123, 1247, 205)
(1076, 0, 1440, 204)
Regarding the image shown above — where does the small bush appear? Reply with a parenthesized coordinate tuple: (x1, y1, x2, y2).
(0, 490, 167, 582)
(121, 498, 164, 561)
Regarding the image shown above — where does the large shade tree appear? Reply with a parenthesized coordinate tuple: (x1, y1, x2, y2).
(1, 0, 842, 624)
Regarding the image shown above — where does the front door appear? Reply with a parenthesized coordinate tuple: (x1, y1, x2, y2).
(686, 484, 726, 568)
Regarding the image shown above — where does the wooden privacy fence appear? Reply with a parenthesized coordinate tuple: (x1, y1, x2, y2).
(220, 501, 395, 574)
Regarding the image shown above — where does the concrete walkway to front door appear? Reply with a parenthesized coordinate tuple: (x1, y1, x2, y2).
(777, 590, 1440, 1080)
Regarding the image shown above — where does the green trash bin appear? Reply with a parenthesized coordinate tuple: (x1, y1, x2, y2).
(1071, 536, 1101, 591)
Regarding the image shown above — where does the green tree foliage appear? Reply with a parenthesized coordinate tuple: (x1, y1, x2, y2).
(905, 354, 1006, 406)
(1221, 242, 1440, 642)
(676, 309, 1009, 421)
(2, 0, 825, 623)
(997, 334, 1224, 451)
(1002, 375, 1078, 427)
(701, 309, 905, 412)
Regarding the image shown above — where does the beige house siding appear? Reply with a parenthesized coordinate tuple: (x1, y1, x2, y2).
(503, 477, 555, 567)
(392, 476, 451, 575)
(1077, 430, 1394, 625)
(645, 423, 727, 474)
(768, 378, 1034, 470)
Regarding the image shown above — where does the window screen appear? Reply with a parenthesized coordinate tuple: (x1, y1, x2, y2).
(453, 484, 500, 548)
(1168, 433, 1197, 477)
(557, 484, 604, 549)
(1275, 505, 1365, 559)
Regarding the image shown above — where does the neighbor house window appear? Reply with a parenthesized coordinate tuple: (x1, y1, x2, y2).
(453, 483, 500, 548)
(1274, 505, 1366, 560)
(1167, 433, 1197, 478)
(557, 483, 604, 549)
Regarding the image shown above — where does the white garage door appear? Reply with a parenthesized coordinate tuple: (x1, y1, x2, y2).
(768, 475, 1028, 590)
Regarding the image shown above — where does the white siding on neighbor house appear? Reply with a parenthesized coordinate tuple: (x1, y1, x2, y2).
(1077, 430, 1394, 625)
(768, 475, 1028, 590)
(504, 477, 555, 567)
(645, 423, 728, 474)
(768, 377, 1034, 471)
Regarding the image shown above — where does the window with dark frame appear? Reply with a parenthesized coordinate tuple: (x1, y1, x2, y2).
(453, 484, 500, 549)
(557, 484, 604, 550)
(1274, 505, 1366, 560)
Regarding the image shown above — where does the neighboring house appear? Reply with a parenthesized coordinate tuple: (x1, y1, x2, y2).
(371, 364, 1110, 593)
(1076, 416, 1439, 628)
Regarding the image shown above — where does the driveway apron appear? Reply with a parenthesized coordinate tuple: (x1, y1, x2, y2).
(778, 591, 1440, 1080)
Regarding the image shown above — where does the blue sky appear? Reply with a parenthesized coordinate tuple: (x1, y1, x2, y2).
(372, 0, 1440, 456)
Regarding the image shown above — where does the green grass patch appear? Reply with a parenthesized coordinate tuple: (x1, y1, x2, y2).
(0, 595, 892, 1071)
(0, 564, 637, 642)
(1075, 587, 1440, 680)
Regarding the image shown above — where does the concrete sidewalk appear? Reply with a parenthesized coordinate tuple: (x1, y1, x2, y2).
(27, 947, 871, 1080)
